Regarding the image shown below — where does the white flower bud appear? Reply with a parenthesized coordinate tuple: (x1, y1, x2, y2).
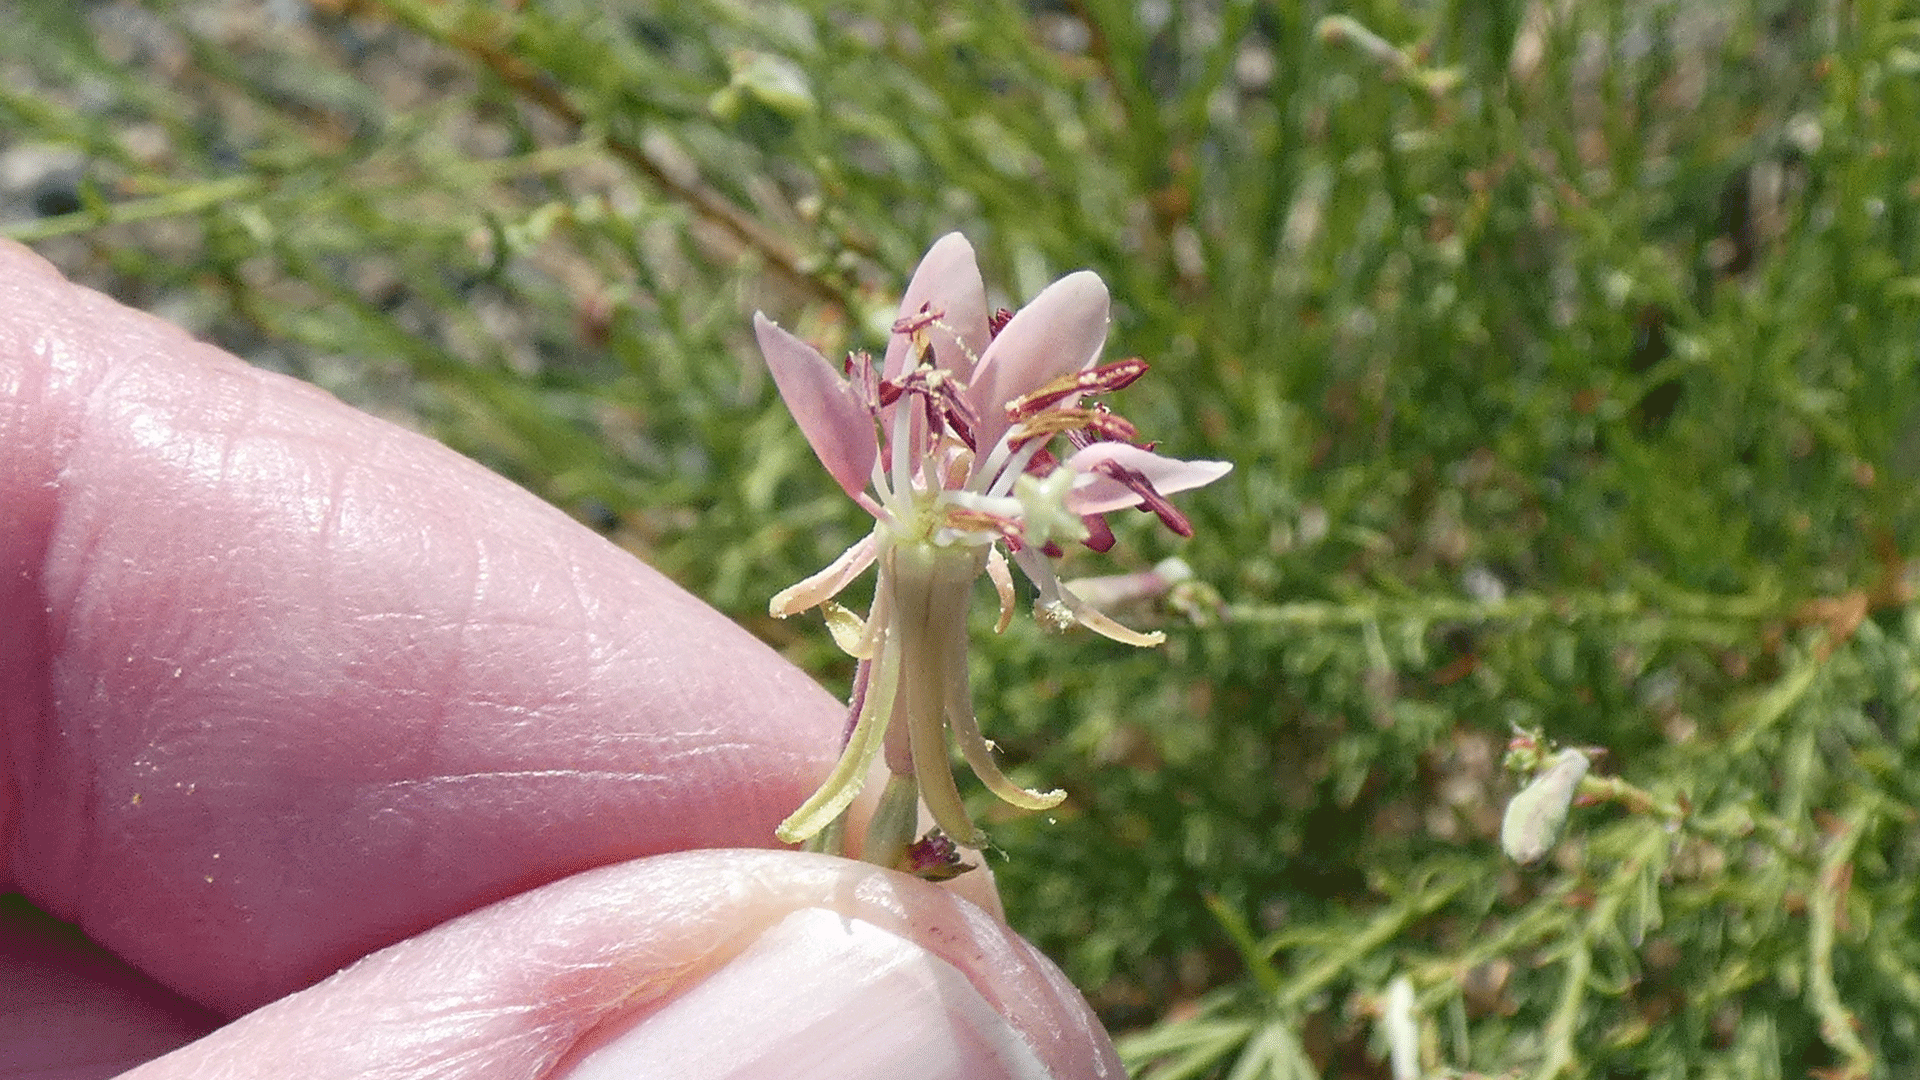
(1501, 748, 1590, 864)
(1381, 975, 1419, 1080)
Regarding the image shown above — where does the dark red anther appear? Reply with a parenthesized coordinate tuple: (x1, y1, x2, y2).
(891, 302, 945, 337)
(1086, 357, 1150, 392)
(1081, 407, 1139, 444)
(1006, 407, 1141, 451)
(1081, 513, 1116, 553)
(988, 308, 1014, 337)
(946, 402, 978, 451)
(845, 351, 885, 414)
(1006, 358, 1151, 420)
(884, 362, 981, 450)
(1095, 459, 1195, 538)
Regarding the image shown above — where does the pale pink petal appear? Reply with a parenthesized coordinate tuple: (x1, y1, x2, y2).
(967, 271, 1110, 451)
(1062, 557, 1192, 610)
(1062, 442, 1234, 515)
(754, 313, 877, 501)
(882, 233, 992, 382)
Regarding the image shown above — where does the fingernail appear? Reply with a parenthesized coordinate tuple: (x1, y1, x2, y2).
(557, 907, 1054, 1080)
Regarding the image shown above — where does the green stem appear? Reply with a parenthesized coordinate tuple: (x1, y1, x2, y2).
(1808, 803, 1876, 1078)
(367, 0, 853, 311)
(2, 175, 260, 242)
(1227, 585, 1781, 638)
(1531, 829, 1665, 1079)
(1534, 936, 1593, 1080)
(1276, 869, 1471, 1012)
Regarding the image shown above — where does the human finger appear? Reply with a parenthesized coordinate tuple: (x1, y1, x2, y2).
(0, 239, 853, 1014)
(123, 850, 1118, 1080)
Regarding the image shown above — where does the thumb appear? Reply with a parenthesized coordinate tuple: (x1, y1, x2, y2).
(120, 850, 1120, 1080)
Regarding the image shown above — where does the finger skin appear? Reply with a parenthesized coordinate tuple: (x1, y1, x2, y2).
(121, 850, 1122, 1080)
(0, 896, 218, 1080)
(0, 241, 850, 1014)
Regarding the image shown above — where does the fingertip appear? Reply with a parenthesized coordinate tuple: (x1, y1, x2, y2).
(124, 852, 1115, 1080)
(556, 907, 1055, 1080)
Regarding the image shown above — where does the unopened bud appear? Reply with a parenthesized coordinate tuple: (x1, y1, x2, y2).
(1380, 976, 1419, 1080)
(1501, 748, 1590, 864)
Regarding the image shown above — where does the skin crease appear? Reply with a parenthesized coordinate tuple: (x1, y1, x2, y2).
(0, 241, 1119, 1079)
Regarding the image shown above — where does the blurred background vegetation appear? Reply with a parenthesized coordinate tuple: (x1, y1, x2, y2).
(6, 0, 1920, 1075)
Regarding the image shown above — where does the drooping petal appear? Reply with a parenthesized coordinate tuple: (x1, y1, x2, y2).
(1012, 544, 1166, 647)
(967, 271, 1111, 452)
(882, 232, 992, 382)
(774, 618, 906, 844)
(938, 603, 1066, 813)
(1062, 441, 1234, 515)
(985, 547, 1016, 633)
(908, 651, 985, 848)
(1052, 589, 1167, 647)
(754, 313, 878, 500)
(769, 531, 879, 616)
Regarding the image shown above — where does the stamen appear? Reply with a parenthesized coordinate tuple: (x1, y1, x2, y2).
(891, 302, 945, 337)
(853, 358, 884, 414)
(988, 307, 1014, 336)
(927, 316, 985, 376)
(889, 378, 915, 508)
(1008, 407, 1140, 447)
(1081, 513, 1116, 553)
(1006, 358, 1150, 419)
(887, 364, 981, 453)
(1094, 459, 1196, 537)
(1009, 546, 1164, 647)
(1064, 423, 1154, 452)
(984, 436, 1050, 500)
(867, 451, 896, 512)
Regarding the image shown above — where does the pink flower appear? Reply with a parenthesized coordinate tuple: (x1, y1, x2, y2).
(753, 234, 1231, 865)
